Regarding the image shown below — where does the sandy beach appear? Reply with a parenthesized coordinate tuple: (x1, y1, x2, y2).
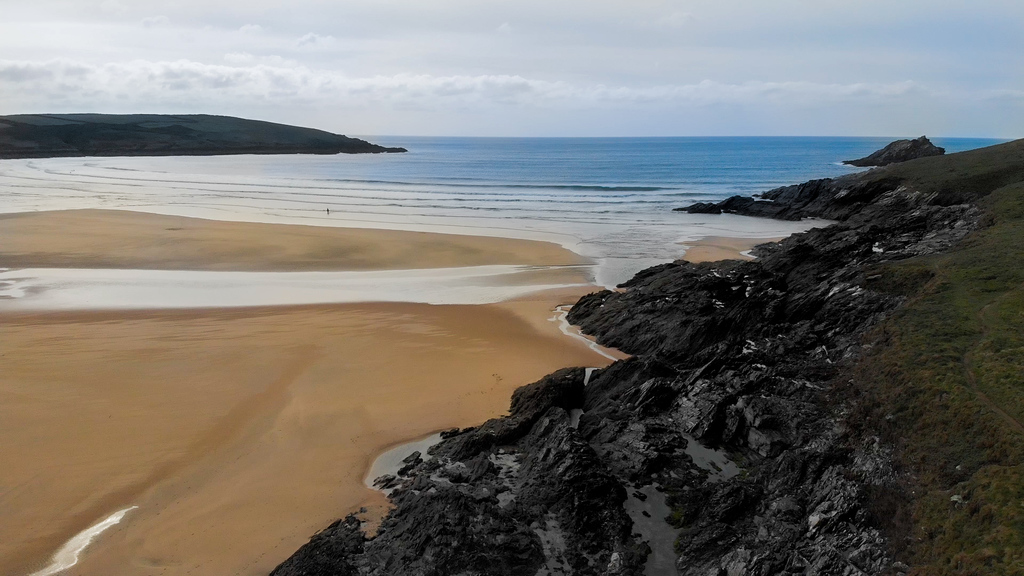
(1, 298, 614, 576)
(0, 209, 613, 576)
(0, 208, 775, 576)
(681, 235, 782, 263)
(0, 209, 584, 271)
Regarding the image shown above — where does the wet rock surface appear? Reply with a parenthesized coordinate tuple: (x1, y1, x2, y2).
(273, 152, 991, 575)
(273, 368, 648, 576)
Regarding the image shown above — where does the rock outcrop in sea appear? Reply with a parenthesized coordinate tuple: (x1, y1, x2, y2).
(272, 140, 1023, 576)
(842, 136, 944, 167)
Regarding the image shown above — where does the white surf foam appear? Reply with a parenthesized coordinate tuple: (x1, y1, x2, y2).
(549, 305, 621, 362)
(0, 265, 588, 311)
(0, 156, 825, 288)
(27, 506, 138, 576)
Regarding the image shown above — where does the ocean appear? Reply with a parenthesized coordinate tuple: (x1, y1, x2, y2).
(0, 136, 1002, 286)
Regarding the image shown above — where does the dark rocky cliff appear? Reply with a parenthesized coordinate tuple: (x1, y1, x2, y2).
(271, 140, 1024, 576)
(680, 138, 1021, 222)
(0, 114, 405, 158)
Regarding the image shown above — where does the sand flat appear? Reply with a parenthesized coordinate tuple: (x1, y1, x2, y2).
(0, 209, 607, 576)
(0, 209, 584, 271)
(681, 235, 782, 263)
(0, 208, 769, 576)
(0, 290, 612, 576)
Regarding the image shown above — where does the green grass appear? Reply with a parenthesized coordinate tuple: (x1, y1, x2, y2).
(853, 179, 1024, 575)
(875, 139, 1024, 206)
(663, 141, 1024, 572)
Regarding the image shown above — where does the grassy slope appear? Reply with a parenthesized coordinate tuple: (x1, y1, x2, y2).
(851, 142, 1024, 574)
(0, 114, 400, 157)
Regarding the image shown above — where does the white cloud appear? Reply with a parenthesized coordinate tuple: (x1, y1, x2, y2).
(99, 0, 127, 16)
(223, 52, 255, 65)
(0, 0, 1020, 136)
(657, 11, 692, 29)
(0, 58, 1019, 137)
(0, 58, 936, 110)
(141, 15, 170, 28)
(296, 33, 336, 49)
(221, 53, 301, 67)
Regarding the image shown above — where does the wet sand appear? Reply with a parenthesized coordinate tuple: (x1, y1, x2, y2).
(681, 235, 782, 263)
(0, 207, 772, 576)
(0, 209, 611, 576)
(0, 209, 584, 271)
(0, 292, 613, 576)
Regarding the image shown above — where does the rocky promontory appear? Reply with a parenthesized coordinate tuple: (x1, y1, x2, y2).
(842, 136, 944, 167)
(0, 114, 406, 159)
(272, 139, 1024, 575)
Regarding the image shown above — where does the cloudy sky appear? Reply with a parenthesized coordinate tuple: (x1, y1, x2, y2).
(1, 0, 1021, 136)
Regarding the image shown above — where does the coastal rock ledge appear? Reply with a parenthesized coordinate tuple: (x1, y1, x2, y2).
(272, 140, 1023, 576)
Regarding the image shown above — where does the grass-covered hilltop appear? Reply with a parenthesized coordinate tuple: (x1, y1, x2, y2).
(0, 114, 406, 158)
(677, 139, 1024, 574)
(845, 142, 1024, 574)
(270, 138, 1024, 576)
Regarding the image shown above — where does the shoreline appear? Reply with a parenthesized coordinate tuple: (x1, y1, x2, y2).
(0, 209, 585, 272)
(680, 235, 782, 263)
(293, 139, 1024, 575)
(1, 295, 614, 576)
(0, 151, 829, 286)
(0, 265, 594, 311)
(1, 207, 794, 576)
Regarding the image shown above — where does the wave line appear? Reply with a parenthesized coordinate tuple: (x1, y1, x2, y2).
(27, 506, 138, 576)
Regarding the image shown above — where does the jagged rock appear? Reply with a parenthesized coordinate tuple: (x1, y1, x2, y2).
(271, 516, 364, 576)
(675, 176, 904, 221)
(274, 370, 647, 576)
(844, 136, 945, 167)
(683, 201, 723, 214)
(273, 142, 1023, 576)
(436, 367, 585, 460)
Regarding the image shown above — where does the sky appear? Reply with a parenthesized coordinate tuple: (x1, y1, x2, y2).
(0, 0, 1021, 137)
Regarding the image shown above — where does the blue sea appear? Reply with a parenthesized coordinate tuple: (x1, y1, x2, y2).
(0, 136, 1004, 285)
(354, 136, 998, 199)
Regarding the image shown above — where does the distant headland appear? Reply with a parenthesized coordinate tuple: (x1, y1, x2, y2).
(842, 135, 944, 167)
(0, 114, 406, 159)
